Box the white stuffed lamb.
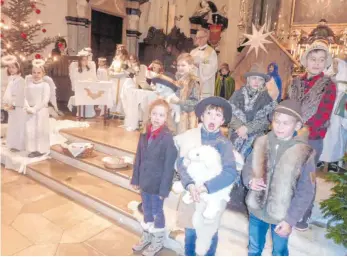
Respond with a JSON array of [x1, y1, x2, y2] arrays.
[[182, 145, 234, 219], [154, 82, 181, 123]]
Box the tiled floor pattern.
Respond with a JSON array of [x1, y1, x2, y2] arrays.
[[1, 168, 140, 256]]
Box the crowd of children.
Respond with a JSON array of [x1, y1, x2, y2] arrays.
[[2, 29, 346, 256], [129, 36, 346, 256]]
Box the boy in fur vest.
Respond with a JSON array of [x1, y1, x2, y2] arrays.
[[242, 99, 316, 256], [174, 96, 238, 256], [288, 40, 336, 230]]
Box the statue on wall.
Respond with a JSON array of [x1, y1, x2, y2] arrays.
[[189, 0, 228, 31], [306, 19, 337, 44]]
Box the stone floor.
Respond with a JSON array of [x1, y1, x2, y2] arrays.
[[1, 168, 141, 256]]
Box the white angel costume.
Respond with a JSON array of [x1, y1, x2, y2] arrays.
[[321, 59, 347, 163], [97, 67, 109, 81], [68, 60, 97, 118], [24, 79, 51, 155], [190, 44, 218, 98], [2, 75, 27, 150], [109, 58, 131, 114], [25, 75, 60, 117]]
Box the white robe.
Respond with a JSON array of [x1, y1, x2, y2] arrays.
[[190, 44, 218, 98], [97, 67, 109, 81], [320, 59, 347, 163], [69, 64, 97, 118], [2, 75, 27, 150], [24, 81, 50, 154]]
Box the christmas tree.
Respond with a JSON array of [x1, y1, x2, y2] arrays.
[[0, 0, 59, 61], [320, 155, 347, 248]]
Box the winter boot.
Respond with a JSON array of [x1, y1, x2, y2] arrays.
[[142, 227, 165, 256], [132, 222, 153, 252]]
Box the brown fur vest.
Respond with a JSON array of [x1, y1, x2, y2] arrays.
[[246, 134, 313, 221]]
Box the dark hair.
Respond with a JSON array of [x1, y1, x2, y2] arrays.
[[7, 62, 21, 76], [78, 56, 90, 73], [52, 38, 67, 55]]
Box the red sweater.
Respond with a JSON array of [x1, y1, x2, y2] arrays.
[[302, 72, 336, 140]]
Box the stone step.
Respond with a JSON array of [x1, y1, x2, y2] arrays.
[[50, 145, 135, 192], [26, 159, 142, 235], [59, 126, 138, 159]]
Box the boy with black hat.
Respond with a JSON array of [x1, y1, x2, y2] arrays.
[[174, 96, 238, 256], [242, 99, 316, 256]]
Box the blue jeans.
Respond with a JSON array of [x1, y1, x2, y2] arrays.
[[185, 228, 218, 256], [141, 191, 165, 228], [248, 214, 289, 256]]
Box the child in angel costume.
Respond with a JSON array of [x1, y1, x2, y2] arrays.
[[24, 60, 51, 158], [2, 55, 26, 152], [129, 54, 141, 85], [109, 47, 133, 115], [68, 48, 98, 118], [97, 57, 109, 81]]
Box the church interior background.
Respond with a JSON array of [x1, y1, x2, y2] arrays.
[[1, 0, 347, 255]]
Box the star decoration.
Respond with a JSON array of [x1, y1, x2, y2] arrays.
[[241, 24, 273, 57]]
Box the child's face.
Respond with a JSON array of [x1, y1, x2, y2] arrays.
[[8, 63, 19, 75], [249, 76, 265, 89], [152, 63, 162, 73], [81, 56, 88, 67], [150, 105, 167, 129], [177, 60, 191, 75], [268, 65, 274, 73], [201, 107, 225, 132], [32, 67, 44, 81], [272, 112, 301, 139], [306, 50, 327, 75], [221, 68, 229, 75], [98, 60, 106, 67]]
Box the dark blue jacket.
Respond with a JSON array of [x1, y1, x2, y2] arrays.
[[131, 126, 178, 198]]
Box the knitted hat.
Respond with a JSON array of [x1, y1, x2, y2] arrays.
[[244, 63, 270, 82], [151, 72, 178, 92], [300, 40, 332, 68], [274, 99, 303, 123], [195, 96, 232, 123]]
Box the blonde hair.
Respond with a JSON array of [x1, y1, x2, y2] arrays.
[[141, 99, 170, 134], [32, 65, 46, 75], [177, 53, 194, 65]]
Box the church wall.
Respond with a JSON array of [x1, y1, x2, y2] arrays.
[[139, 0, 244, 68]]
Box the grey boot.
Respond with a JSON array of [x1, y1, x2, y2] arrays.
[[132, 222, 153, 252], [142, 228, 165, 256]]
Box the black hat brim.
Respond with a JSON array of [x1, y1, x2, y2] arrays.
[[151, 77, 178, 92], [195, 96, 232, 123]]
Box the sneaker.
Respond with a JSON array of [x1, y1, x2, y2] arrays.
[[295, 220, 309, 231], [142, 229, 165, 256]]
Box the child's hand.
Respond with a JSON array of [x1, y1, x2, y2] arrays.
[[249, 178, 266, 191], [275, 221, 292, 237], [187, 184, 200, 203], [131, 184, 140, 191], [197, 185, 208, 194], [237, 126, 248, 139]]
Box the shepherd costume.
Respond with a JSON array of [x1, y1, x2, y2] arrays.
[[175, 72, 201, 134], [229, 64, 278, 158], [215, 64, 235, 100]]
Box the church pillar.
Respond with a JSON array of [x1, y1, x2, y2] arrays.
[[126, 0, 142, 55], [65, 16, 91, 55], [252, 0, 281, 32]]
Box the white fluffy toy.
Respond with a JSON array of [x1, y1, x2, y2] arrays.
[[172, 145, 244, 255]]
